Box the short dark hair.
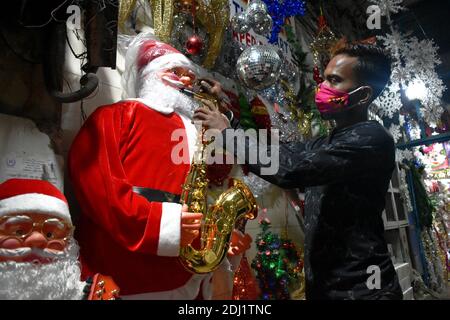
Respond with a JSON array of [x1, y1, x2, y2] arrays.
[[334, 44, 392, 101]]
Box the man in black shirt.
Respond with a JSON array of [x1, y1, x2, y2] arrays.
[[194, 44, 403, 300]]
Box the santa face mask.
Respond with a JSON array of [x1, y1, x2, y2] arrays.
[[315, 82, 366, 115], [159, 67, 196, 90], [0, 213, 72, 263]]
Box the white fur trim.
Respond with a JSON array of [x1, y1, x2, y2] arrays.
[[121, 273, 212, 300], [0, 194, 71, 224], [178, 114, 199, 164], [157, 202, 182, 257], [141, 53, 199, 78]]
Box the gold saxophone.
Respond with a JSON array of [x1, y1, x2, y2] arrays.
[[179, 91, 258, 274]]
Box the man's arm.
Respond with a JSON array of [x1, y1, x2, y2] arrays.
[[194, 78, 395, 189], [222, 123, 395, 188]]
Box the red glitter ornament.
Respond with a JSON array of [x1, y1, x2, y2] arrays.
[[185, 35, 203, 55], [313, 65, 324, 84], [232, 256, 260, 300]]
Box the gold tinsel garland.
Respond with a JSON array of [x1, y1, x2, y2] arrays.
[[118, 0, 228, 68], [280, 80, 313, 138]]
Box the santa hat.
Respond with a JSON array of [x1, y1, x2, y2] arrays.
[[0, 179, 72, 225], [122, 32, 207, 98], [136, 40, 200, 78]]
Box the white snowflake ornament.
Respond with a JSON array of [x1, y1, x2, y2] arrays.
[[369, 0, 405, 17], [389, 124, 402, 143], [374, 82, 402, 118]]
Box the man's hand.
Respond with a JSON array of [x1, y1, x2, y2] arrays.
[[180, 204, 202, 247], [193, 106, 230, 131], [197, 78, 231, 113], [227, 230, 252, 256]]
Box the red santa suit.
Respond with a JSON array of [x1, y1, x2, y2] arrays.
[[68, 39, 213, 299]]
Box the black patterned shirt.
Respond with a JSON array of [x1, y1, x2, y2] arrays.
[[222, 120, 403, 300]]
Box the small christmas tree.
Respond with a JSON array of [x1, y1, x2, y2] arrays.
[[251, 218, 303, 300]]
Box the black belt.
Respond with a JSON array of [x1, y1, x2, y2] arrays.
[[132, 186, 181, 203]]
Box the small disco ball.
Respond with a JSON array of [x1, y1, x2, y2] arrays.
[[236, 45, 282, 91]]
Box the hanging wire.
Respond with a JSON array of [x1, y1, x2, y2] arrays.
[[20, 0, 70, 28], [66, 31, 88, 60], [80, 98, 87, 122]]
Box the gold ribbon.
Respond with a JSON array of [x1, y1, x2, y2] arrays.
[[196, 0, 229, 68], [118, 0, 137, 32]]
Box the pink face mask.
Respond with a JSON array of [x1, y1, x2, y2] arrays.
[[315, 82, 362, 115]]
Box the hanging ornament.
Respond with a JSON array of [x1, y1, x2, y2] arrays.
[[309, 11, 337, 101], [185, 34, 204, 55], [175, 0, 197, 13], [313, 65, 324, 84], [231, 12, 251, 34], [310, 12, 338, 72], [230, 0, 273, 36], [247, 0, 268, 18], [253, 13, 273, 36], [279, 62, 297, 83], [236, 45, 282, 91]]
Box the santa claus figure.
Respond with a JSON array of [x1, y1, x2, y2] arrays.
[[0, 178, 119, 300], [68, 35, 249, 299]]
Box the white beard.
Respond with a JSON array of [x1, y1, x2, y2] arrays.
[[136, 72, 200, 119], [0, 241, 85, 300]]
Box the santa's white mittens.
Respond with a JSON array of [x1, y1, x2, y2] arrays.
[[0, 178, 72, 225]]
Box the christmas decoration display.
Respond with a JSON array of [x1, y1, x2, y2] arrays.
[[185, 34, 203, 55], [260, 0, 306, 44], [410, 163, 434, 229], [232, 256, 260, 300], [421, 229, 447, 293], [251, 218, 304, 300], [398, 165, 414, 212], [368, 0, 405, 17], [236, 45, 282, 90], [231, 0, 273, 37], [195, 0, 230, 68], [212, 27, 245, 78], [310, 12, 338, 72], [119, 0, 229, 68], [373, 0, 446, 132], [389, 123, 402, 143], [151, 0, 176, 42], [0, 179, 120, 300], [250, 96, 272, 130], [237, 92, 258, 130], [231, 12, 251, 34]]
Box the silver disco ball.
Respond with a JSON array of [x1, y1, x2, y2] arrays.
[[231, 12, 251, 34], [236, 45, 282, 90]]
